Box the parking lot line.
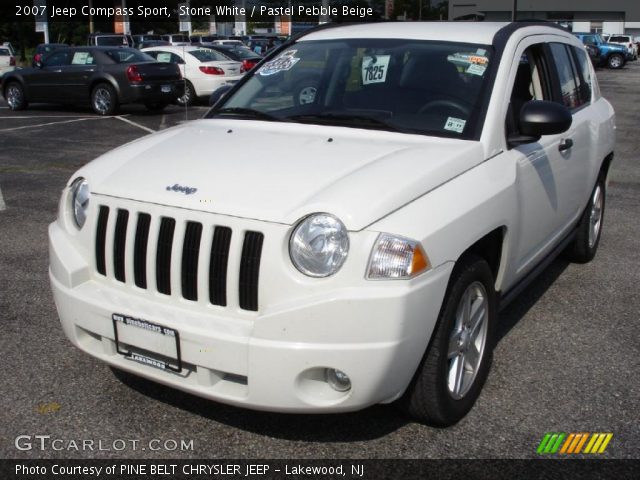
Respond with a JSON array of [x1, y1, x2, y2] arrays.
[[114, 116, 156, 134], [0, 115, 98, 119], [0, 187, 6, 211], [0, 117, 108, 133]]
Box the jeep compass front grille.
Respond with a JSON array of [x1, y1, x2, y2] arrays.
[[94, 206, 263, 311]]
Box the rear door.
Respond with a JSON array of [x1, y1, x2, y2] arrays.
[[62, 49, 98, 102]]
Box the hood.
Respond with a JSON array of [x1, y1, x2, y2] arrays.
[[78, 119, 484, 231]]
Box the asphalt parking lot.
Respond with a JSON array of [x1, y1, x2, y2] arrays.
[[0, 64, 639, 460]]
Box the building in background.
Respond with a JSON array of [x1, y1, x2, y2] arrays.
[[449, 0, 640, 36]]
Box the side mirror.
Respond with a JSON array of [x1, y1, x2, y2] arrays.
[[209, 84, 233, 106], [508, 100, 572, 147]]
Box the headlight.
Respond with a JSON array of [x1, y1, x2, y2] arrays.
[[366, 233, 430, 280], [70, 177, 89, 229], [289, 213, 349, 277]]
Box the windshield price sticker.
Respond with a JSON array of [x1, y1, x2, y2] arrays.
[[444, 117, 467, 133], [362, 55, 390, 85], [466, 63, 487, 76], [258, 50, 300, 76]]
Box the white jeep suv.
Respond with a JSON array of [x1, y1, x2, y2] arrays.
[[49, 22, 615, 426]]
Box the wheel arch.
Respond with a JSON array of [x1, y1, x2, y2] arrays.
[[600, 151, 614, 179], [2, 73, 27, 97], [88, 75, 121, 100], [458, 227, 506, 286]]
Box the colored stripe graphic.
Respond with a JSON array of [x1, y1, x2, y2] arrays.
[[537, 433, 613, 454]]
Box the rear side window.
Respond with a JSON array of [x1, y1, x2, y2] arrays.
[[0, 49, 9, 56], [43, 50, 72, 67], [549, 43, 584, 110], [572, 46, 592, 105]]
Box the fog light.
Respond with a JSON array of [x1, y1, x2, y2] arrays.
[[325, 368, 351, 392]]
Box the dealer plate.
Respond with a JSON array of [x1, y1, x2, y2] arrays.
[[112, 314, 182, 373]]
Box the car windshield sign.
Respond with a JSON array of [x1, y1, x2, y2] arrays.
[[210, 39, 494, 139]]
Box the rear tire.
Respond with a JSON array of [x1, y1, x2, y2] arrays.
[[566, 175, 606, 264], [5, 82, 27, 111], [176, 80, 196, 107], [607, 53, 624, 69], [397, 254, 496, 426], [91, 83, 118, 116]]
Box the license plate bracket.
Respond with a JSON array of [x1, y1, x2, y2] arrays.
[[112, 313, 182, 373]]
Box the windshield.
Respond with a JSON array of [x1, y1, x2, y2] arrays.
[[209, 39, 494, 139]]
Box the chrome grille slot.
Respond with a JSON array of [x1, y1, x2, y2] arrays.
[[181, 221, 203, 301], [95, 206, 109, 276], [133, 213, 151, 289], [113, 209, 129, 282], [209, 226, 232, 306], [156, 217, 175, 295], [239, 231, 264, 312]]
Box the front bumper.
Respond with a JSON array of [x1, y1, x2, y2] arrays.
[[49, 217, 452, 413]]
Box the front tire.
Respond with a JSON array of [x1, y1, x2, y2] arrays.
[[607, 53, 624, 69], [91, 83, 118, 116], [566, 175, 606, 263], [5, 82, 28, 111], [398, 255, 496, 426]]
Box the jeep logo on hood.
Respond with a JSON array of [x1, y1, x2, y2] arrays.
[[166, 184, 197, 195]]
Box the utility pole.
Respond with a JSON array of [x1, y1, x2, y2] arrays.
[[512, 0, 518, 21], [88, 0, 94, 33]]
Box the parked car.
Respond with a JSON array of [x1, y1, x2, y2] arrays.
[[2, 47, 184, 115], [584, 43, 602, 66], [2, 42, 17, 57], [205, 44, 263, 72], [88, 33, 133, 48], [49, 22, 614, 426], [574, 32, 628, 68], [190, 35, 217, 44], [142, 45, 242, 106], [32, 43, 68, 67], [0, 45, 16, 75], [161, 34, 190, 45], [136, 40, 171, 50], [212, 40, 245, 47], [604, 34, 638, 60], [131, 34, 162, 49]]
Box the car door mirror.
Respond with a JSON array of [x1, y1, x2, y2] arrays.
[[508, 100, 572, 147], [209, 85, 233, 106]]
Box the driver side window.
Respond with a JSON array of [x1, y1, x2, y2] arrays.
[[506, 45, 550, 141]]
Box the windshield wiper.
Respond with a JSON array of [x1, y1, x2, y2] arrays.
[[288, 113, 406, 132], [214, 107, 285, 122]]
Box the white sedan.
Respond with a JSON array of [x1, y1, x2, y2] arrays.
[[142, 45, 243, 106]]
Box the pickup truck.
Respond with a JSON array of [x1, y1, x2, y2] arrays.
[[49, 22, 615, 426], [574, 32, 629, 68]]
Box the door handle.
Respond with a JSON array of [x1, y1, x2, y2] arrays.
[[559, 138, 573, 152]]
